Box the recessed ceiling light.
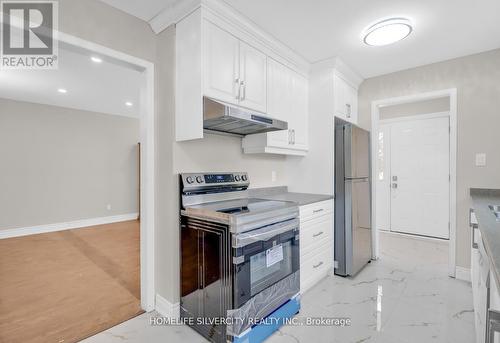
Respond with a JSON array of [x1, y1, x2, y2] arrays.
[[90, 56, 103, 63], [57, 88, 67, 94], [125, 101, 133, 107], [363, 18, 413, 46]]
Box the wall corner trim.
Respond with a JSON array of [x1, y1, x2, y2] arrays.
[[155, 294, 180, 319], [455, 266, 472, 283], [0, 213, 139, 239], [149, 0, 201, 33]]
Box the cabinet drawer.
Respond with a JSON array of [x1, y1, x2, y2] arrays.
[[300, 216, 332, 256], [300, 200, 333, 222], [300, 242, 332, 293]]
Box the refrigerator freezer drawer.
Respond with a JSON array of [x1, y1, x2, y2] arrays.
[[344, 179, 372, 276]]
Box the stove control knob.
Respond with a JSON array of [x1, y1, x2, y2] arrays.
[[235, 175, 241, 181], [196, 176, 203, 183], [241, 175, 248, 181], [186, 176, 194, 184]]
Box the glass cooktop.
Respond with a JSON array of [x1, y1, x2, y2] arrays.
[[188, 198, 294, 216]]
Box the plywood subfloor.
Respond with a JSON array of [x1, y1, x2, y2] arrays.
[[0, 220, 143, 343]]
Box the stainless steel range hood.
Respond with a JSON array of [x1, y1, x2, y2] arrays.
[[203, 97, 287, 136]]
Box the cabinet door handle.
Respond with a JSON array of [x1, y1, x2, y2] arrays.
[[313, 231, 324, 238], [346, 103, 351, 118], [313, 208, 324, 214], [240, 80, 246, 101], [471, 209, 479, 249], [235, 78, 240, 100], [313, 261, 324, 269]]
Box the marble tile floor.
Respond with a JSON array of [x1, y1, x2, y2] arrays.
[[83, 232, 474, 343]]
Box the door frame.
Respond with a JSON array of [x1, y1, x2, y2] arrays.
[[370, 89, 457, 277], [378, 111, 451, 238], [55, 32, 156, 311]]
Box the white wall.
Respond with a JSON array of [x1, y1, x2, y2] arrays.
[[358, 48, 500, 268], [0, 98, 139, 230]]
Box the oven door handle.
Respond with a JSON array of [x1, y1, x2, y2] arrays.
[[232, 218, 299, 248]]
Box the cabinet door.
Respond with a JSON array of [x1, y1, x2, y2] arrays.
[[333, 73, 346, 119], [239, 42, 267, 112], [334, 73, 358, 124], [345, 83, 358, 123], [266, 58, 292, 148], [204, 21, 240, 105], [289, 72, 308, 150]]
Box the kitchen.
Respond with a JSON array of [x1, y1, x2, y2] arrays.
[[1, 0, 499, 343]]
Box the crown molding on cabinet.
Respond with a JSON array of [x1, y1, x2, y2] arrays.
[[311, 57, 364, 89], [150, 0, 310, 76], [149, 0, 200, 34]]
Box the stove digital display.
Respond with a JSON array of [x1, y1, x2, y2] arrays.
[[204, 174, 235, 184]]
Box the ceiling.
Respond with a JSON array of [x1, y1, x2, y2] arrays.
[[0, 45, 142, 118], [222, 0, 500, 78], [99, 0, 500, 78]]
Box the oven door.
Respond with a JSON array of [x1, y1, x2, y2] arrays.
[[232, 218, 299, 308]]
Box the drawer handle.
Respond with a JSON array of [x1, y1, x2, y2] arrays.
[[313, 261, 324, 269], [313, 209, 324, 214], [313, 231, 324, 238]]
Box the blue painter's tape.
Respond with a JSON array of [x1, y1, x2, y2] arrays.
[[233, 297, 300, 343]]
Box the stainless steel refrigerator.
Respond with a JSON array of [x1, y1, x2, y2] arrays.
[[334, 119, 372, 276]]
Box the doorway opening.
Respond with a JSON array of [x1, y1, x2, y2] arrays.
[[0, 32, 155, 342], [370, 89, 457, 277]]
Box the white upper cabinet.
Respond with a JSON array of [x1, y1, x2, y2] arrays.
[[264, 58, 293, 148], [333, 73, 358, 124], [242, 58, 309, 156], [204, 22, 267, 112], [175, 5, 309, 142], [308, 58, 362, 129], [204, 21, 240, 106], [238, 42, 267, 112]]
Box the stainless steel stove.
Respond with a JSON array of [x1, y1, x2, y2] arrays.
[[179, 172, 300, 343]]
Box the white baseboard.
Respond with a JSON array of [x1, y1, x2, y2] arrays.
[[455, 266, 472, 282], [155, 293, 180, 319], [380, 229, 449, 246], [0, 213, 139, 239]]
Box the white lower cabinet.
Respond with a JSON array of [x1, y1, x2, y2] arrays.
[[299, 199, 334, 293], [489, 270, 500, 343], [470, 208, 500, 343]]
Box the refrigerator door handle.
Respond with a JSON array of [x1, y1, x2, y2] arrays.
[[345, 177, 369, 182]]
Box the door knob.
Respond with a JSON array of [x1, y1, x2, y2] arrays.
[[392, 183, 398, 189]]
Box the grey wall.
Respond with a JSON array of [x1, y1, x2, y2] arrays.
[[358, 48, 500, 269], [0, 98, 139, 230], [380, 97, 450, 120]]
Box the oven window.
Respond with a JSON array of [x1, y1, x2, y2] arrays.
[[249, 241, 293, 296]]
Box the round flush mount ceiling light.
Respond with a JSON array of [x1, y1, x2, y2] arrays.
[[363, 18, 413, 46]]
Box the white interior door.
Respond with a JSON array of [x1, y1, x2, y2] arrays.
[[389, 116, 450, 239]]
